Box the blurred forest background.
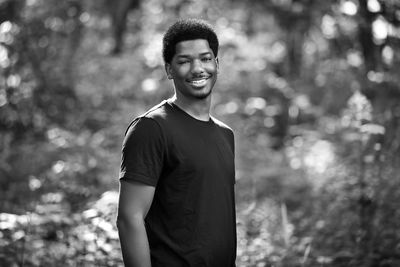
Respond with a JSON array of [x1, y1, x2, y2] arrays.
[[1, 0, 400, 266]]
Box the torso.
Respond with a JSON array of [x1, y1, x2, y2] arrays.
[[144, 100, 236, 267]]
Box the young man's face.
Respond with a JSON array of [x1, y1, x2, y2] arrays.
[[166, 39, 219, 101]]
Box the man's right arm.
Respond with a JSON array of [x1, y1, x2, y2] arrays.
[[117, 180, 155, 267]]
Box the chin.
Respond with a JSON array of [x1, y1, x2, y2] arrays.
[[193, 89, 212, 99]]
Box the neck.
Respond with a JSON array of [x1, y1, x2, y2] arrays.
[[170, 95, 211, 121]]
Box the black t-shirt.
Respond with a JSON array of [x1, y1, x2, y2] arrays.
[[119, 100, 236, 267]]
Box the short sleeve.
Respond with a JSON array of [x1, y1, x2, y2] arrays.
[[119, 117, 165, 187]]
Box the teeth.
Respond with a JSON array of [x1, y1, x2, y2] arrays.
[[189, 79, 207, 87]]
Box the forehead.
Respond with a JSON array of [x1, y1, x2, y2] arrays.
[[174, 39, 213, 56]]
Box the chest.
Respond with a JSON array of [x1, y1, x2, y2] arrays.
[[164, 124, 235, 186]]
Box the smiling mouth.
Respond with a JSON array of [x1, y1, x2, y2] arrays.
[[187, 77, 209, 87]]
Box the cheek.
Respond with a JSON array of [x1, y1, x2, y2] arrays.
[[208, 61, 218, 71], [207, 65, 218, 75], [174, 67, 190, 78]]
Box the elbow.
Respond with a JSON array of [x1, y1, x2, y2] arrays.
[[116, 215, 124, 230], [116, 212, 144, 231], [116, 213, 131, 231]]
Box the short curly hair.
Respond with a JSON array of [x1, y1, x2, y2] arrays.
[[162, 18, 219, 64]]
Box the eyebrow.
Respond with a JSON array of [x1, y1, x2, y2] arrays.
[[175, 52, 213, 58]]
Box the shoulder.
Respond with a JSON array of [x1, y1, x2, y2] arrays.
[[211, 116, 234, 135], [211, 116, 235, 151], [125, 101, 169, 135], [141, 100, 169, 121], [123, 102, 170, 140], [211, 116, 235, 145]]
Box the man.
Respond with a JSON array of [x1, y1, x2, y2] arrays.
[[117, 19, 236, 267]]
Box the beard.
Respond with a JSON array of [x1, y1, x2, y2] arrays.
[[193, 88, 212, 99], [177, 85, 213, 100]]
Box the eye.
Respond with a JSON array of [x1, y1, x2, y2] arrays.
[[201, 57, 212, 62], [177, 60, 189, 65]]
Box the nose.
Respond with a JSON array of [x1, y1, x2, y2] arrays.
[[191, 59, 204, 74]]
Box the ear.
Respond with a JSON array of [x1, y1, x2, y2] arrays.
[[215, 57, 220, 73], [165, 63, 173, 79]]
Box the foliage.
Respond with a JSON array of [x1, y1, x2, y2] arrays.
[[1, 0, 400, 266]]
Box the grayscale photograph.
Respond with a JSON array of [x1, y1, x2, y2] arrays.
[[1, 0, 399, 266]]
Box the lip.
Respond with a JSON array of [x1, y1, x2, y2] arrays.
[[186, 77, 210, 87], [187, 76, 210, 81]]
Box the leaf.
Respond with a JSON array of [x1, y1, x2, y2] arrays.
[[360, 123, 385, 135]]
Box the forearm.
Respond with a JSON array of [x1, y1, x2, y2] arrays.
[[117, 216, 151, 267]]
